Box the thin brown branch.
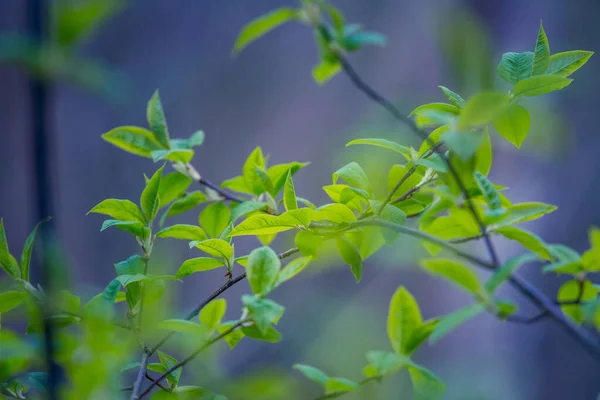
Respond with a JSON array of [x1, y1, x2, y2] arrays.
[[148, 248, 299, 355], [139, 320, 247, 399]]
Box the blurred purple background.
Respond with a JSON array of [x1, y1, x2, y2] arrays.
[[1, 1, 599, 399]]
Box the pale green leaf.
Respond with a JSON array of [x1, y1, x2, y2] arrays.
[[100, 220, 148, 238], [438, 86, 465, 108], [87, 199, 145, 223], [233, 8, 298, 54], [421, 258, 482, 296], [313, 203, 357, 224], [101, 126, 164, 158], [408, 364, 445, 400], [275, 256, 311, 287], [283, 170, 298, 211], [325, 377, 358, 394], [532, 21, 550, 75], [332, 162, 372, 195], [0, 291, 26, 313], [157, 319, 205, 336], [20, 217, 50, 281], [485, 253, 537, 293], [176, 257, 224, 278], [346, 138, 412, 159], [459, 92, 510, 128], [156, 224, 207, 241], [200, 299, 226, 333], [513, 75, 572, 97], [246, 246, 281, 295], [190, 239, 234, 263], [429, 303, 485, 344], [495, 226, 552, 260], [312, 60, 341, 84], [293, 364, 328, 386], [231, 200, 268, 221], [558, 280, 597, 323], [199, 202, 231, 238], [336, 237, 362, 282], [151, 149, 194, 164], [243, 147, 267, 195], [147, 90, 171, 148], [492, 105, 531, 148], [158, 173, 192, 206], [387, 286, 422, 355], [546, 50, 594, 77]]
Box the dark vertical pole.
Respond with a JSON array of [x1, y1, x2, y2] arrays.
[[28, 0, 59, 398]]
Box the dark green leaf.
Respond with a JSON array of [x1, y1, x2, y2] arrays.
[[20, 217, 50, 281], [242, 295, 284, 334], [496, 52, 534, 83]]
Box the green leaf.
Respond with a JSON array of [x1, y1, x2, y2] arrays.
[[485, 253, 537, 293], [495, 227, 552, 261], [411, 102, 460, 119], [231, 201, 268, 222], [429, 303, 485, 344], [100, 220, 148, 238], [558, 280, 597, 323], [0, 291, 26, 313], [408, 364, 445, 400], [283, 170, 298, 211], [246, 246, 281, 295], [87, 199, 145, 223], [441, 130, 483, 161], [242, 324, 282, 342], [438, 86, 465, 108], [370, 200, 407, 245], [101, 126, 163, 158], [336, 237, 362, 282], [496, 52, 534, 83], [158, 351, 182, 388], [403, 318, 440, 355], [275, 256, 311, 287], [242, 295, 284, 334], [20, 217, 50, 281], [363, 351, 408, 378], [332, 162, 372, 196], [199, 202, 231, 238], [387, 286, 422, 355], [313, 203, 357, 224], [243, 147, 267, 195], [543, 244, 582, 274], [293, 364, 328, 386], [158, 173, 193, 206], [421, 259, 482, 296], [325, 377, 359, 394], [492, 105, 531, 148], [266, 162, 309, 196], [157, 319, 206, 337], [532, 21, 550, 76], [546, 50, 594, 77], [343, 31, 387, 51], [140, 165, 165, 222], [459, 92, 510, 128], [147, 90, 171, 148], [387, 165, 423, 198], [233, 7, 297, 54], [156, 224, 207, 241], [346, 138, 412, 159], [491, 202, 557, 229], [115, 274, 174, 286], [151, 149, 194, 164], [176, 257, 224, 278], [295, 231, 322, 258], [217, 320, 245, 349], [200, 299, 226, 333], [190, 239, 234, 264], [221, 175, 255, 195], [162, 191, 208, 221], [475, 128, 492, 176], [473, 171, 503, 214], [312, 60, 341, 85], [230, 209, 314, 236], [170, 130, 205, 149], [513, 75, 572, 97]]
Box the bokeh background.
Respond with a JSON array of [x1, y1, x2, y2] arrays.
[[1, 0, 600, 399]]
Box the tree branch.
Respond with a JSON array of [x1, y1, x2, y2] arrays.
[[184, 164, 243, 203], [139, 320, 247, 399], [148, 248, 299, 355], [337, 54, 500, 268], [129, 349, 150, 400]]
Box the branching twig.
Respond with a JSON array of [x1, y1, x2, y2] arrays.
[[129, 349, 150, 400], [138, 320, 247, 399], [185, 164, 243, 203], [148, 248, 299, 355]]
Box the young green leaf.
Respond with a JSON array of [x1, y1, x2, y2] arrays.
[[140, 164, 165, 222], [490, 202, 557, 229], [158, 173, 192, 206], [275, 256, 311, 287], [283, 170, 298, 211], [343, 31, 387, 51], [161, 191, 208, 224], [325, 377, 359, 395], [485, 253, 537, 293], [87, 199, 145, 223], [420, 259, 482, 297], [438, 86, 465, 108], [101, 126, 164, 158], [408, 363, 445, 400], [243, 147, 267, 195], [266, 161, 309, 196], [558, 280, 597, 324], [0, 291, 26, 313], [218, 321, 245, 349], [231, 200, 268, 222], [532, 21, 550, 75], [495, 226, 553, 261], [295, 231, 322, 258], [496, 52, 534, 83], [513, 75, 572, 97], [332, 162, 372, 196], [312, 60, 341, 84], [387, 286, 422, 355], [242, 295, 284, 334], [313, 203, 357, 224], [246, 246, 281, 295], [20, 217, 50, 281], [363, 351, 409, 377], [492, 105, 531, 148], [176, 257, 224, 278], [473, 171, 503, 215], [199, 202, 231, 238], [147, 90, 171, 148], [242, 323, 282, 342], [346, 138, 412, 159], [151, 149, 194, 164], [230, 209, 314, 236], [190, 239, 234, 263], [100, 220, 148, 239], [233, 8, 298, 54], [429, 303, 485, 344], [336, 237, 363, 282], [200, 298, 226, 333], [459, 92, 510, 128], [441, 130, 483, 161], [157, 319, 206, 337], [370, 200, 407, 245], [403, 318, 440, 355], [156, 224, 207, 241], [293, 364, 329, 386], [158, 351, 182, 388], [546, 50, 594, 77], [475, 127, 492, 176]]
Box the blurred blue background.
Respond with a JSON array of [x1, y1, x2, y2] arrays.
[[1, 0, 599, 399]]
